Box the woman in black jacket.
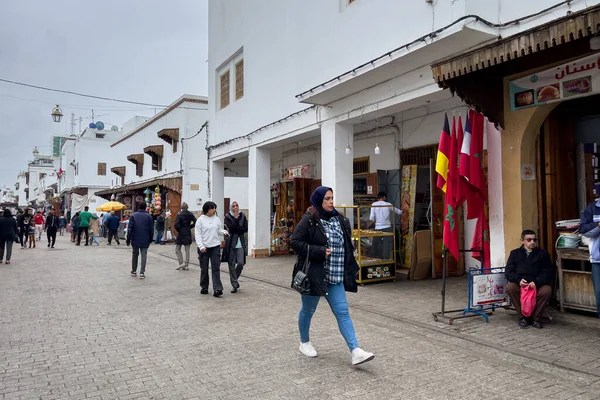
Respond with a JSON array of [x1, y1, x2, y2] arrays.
[[222, 201, 248, 293], [0, 209, 18, 264], [290, 186, 374, 366], [174, 202, 197, 270]]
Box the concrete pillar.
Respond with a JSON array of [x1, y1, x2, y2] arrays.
[[210, 160, 224, 218], [320, 122, 354, 207], [248, 146, 271, 257], [486, 119, 505, 268]]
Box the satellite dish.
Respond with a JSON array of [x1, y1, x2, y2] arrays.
[[89, 123, 97, 129], [96, 121, 105, 130], [111, 125, 119, 131]]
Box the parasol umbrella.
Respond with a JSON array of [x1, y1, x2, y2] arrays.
[[96, 201, 126, 212]]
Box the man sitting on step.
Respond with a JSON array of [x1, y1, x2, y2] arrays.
[[505, 230, 553, 329]]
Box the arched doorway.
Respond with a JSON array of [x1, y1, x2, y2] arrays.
[[534, 94, 600, 253]]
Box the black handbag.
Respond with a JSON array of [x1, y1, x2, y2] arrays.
[[292, 245, 311, 295]]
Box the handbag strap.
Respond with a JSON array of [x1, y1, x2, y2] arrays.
[[303, 245, 311, 273]]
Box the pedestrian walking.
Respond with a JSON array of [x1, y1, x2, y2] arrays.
[[27, 218, 36, 248], [59, 214, 67, 236], [222, 201, 248, 293], [164, 211, 173, 242], [291, 186, 374, 366], [174, 202, 197, 270], [195, 201, 228, 297], [34, 211, 45, 241], [0, 209, 18, 264], [77, 206, 98, 246], [45, 209, 59, 248], [17, 209, 31, 248], [88, 217, 100, 246], [71, 212, 80, 243], [154, 211, 165, 244], [106, 211, 121, 245], [127, 202, 154, 279]]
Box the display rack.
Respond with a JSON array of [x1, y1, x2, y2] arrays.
[[337, 205, 396, 284]]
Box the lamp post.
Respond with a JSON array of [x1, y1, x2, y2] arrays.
[[51, 105, 63, 123]]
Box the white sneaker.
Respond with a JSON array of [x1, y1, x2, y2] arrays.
[[299, 341, 318, 358], [352, 348, 374, 365]]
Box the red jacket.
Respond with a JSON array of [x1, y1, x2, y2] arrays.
[[34, 215, 45, 225]]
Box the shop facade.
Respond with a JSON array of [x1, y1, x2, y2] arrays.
[[433, 5, 600, 310]]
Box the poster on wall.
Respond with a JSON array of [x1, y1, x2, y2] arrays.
[[284, 164, 311, 181], [509, 52, 600, 111]]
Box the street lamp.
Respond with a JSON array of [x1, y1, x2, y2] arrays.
[[51, 105, 63, 123]]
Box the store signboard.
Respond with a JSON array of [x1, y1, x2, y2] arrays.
[[509, 52, 600, 111], [470, 271, 509, 308], [284, 163, 311, 181]]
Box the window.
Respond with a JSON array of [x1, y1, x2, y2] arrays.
[[235, 59, 244, 100], [220, 70, 230, 109], [172, 141, 178, 153], [353, 157, 370, 175], [97, 162, 107, 176], [136, 163, 143, 177], [151, 154, 162, 171]]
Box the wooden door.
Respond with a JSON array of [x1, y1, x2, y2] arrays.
[[224, 198, 230, 215], [537, 115, 578, 257], [168, 190, 181, 237], [310, 179, 322, 194], [293, 178, 311, 222], [366, 173, 378, 195]]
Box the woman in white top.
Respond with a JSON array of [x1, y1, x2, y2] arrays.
[[195, 201, 229, 297]]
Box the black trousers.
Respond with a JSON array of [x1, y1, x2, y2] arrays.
[[77, 227, 89, 244], [19, 229, 27, 247], [47, 228, 57, 247], [107, 229, 120, 244], [199, 246, 223, 292]]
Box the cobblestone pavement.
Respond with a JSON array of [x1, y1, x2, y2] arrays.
[[1, 236, 600, 400]]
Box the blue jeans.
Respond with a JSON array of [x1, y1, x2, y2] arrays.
[[592, 263, 600, 318], [155, 230, 163, 244], [298, 283, 358, 351]]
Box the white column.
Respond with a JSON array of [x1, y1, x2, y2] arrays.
[[320, 122, 354, 207], [210, 160, 225, 217], [248, 146, 271, 257], [486, 119, 506, 268]]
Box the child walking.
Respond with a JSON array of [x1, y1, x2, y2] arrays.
[[28, 220, 36, 248]]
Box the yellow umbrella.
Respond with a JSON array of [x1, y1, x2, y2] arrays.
[[96, 201, 126, 212]]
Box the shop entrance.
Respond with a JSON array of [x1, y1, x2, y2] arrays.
[[536, 95, 600, 253]]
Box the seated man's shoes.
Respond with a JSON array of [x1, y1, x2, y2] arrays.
[[518, 317, 530, 329]]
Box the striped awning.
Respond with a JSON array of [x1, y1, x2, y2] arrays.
[[157, 128, 179, 144], [111, 166, 126, 177], [127, 153, 145, 165], [432, 5, 600, 83], [144, 144, 164, 157]]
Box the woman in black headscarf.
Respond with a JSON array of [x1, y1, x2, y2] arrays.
[[290, 186, 374, 366]]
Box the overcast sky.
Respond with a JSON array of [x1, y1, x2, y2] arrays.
[[0, 0, 208, 189]]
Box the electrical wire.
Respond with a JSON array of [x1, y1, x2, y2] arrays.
[[0, 77, 208, 109], [180, 121, 208, 173], [296, 0, 575, 98]]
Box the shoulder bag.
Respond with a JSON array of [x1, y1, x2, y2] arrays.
[[292, 244, 311, 295]]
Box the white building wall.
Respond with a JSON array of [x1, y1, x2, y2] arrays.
[[59, 138, 77, 193], [15, 175, 27, 207]]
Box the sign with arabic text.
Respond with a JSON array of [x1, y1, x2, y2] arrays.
[[284, 164, 311, 181], [509, 52, 600, 111]]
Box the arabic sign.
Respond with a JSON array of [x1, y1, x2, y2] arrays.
[[509, 52, 600, 111], [283, 164, 311, 181]]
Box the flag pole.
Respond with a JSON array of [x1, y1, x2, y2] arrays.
[[441, 248, 447, 315]]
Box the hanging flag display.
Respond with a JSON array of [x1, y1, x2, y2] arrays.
[[435, 114, 451, 193], [443, 116, 459, 262]]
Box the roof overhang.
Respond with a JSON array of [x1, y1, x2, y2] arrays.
[[95, 175, 183, 200], [143, 145, 164, 157], [432, 5, 600, 84], [111, 166, 126, 177], [295, 26, 497, 105], [127, 153, 145, 165], [157, 128, 179, 145]]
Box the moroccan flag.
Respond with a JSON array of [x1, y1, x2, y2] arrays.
[[443, 116, 460, 262], [471, 210, 491, 270], [435, 114, 451, 192], [455, 115, 470, 207], [467, 110, 485, 220]]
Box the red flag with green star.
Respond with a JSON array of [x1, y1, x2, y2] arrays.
[[443, 116, 459, 262]]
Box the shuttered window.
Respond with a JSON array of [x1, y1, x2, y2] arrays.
[[235, 59, 244, 100], [353, 157, 369, 175], [220, 71, 230, 109], [97, 162, 106, 176]]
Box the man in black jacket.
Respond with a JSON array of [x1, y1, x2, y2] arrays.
[[174, 202, 196, 271], [45, 209, 59, 248], [505, 229, 553, 329]]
